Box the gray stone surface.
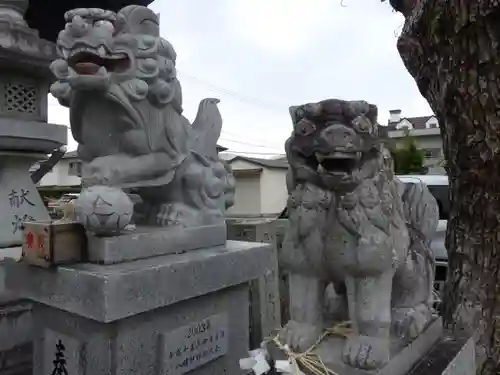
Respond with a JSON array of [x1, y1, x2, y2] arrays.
[[33, 285, 249, 375], [75, 185, 134, 236], [441, 338, 475, 375], [5, 241, 274, 322], [227, 220, 281, 348], [87, 223, 227, 264], [0, 153, 51, 248], [50, 5, 235, 229], [0, 298, 33, 352], [280, 98, 440, 371], [0, 119, 67, 153], [409, 336, 475, 375], [12, 240, 274, 375]]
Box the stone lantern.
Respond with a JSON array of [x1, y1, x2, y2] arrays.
[[0, 0, 67, 248], [0, 1, 151, 374]]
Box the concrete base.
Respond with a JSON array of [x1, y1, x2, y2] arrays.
[[5, 241, 274, 374], [87, 224, 227, 264], [409, 336, 475, 375]]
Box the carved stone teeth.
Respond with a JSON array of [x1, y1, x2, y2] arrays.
[[315, 153, 325, 163], [98, 46, 107, 57], [67, 66, 77, 77], [97, 66, 107, 76]]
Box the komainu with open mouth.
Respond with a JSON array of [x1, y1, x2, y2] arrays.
[[280, 99, 439, 370], [49, 6, 235, 227]]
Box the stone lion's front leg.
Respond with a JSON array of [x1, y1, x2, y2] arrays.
[[343, 271, 393, 370], [280, 274, 326, 352]]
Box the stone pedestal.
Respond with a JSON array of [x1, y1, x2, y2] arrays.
[[227, 219, 281, 349], [5, 240, 274, 374]]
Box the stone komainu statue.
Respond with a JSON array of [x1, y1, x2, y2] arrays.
[[49, 6, 234, 227], [280, 99, 439, 370]]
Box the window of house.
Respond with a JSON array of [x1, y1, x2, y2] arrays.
[[68, 161, 82, 176], [423, 148, 441, 158]]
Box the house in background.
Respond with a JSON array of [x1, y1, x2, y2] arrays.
[[34, 150, 81, 189], [226, 156, 288, 218], [386, 109, 445, 175]]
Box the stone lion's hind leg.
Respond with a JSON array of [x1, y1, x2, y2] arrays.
[[280, 274, 327, 352], [391, 240, 435, 340], [391, 244, 435, 341], [343, 272, 392, 370]]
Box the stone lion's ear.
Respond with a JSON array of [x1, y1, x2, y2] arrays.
[[367, 104, 378, 125], [289, 106, 300, 124]]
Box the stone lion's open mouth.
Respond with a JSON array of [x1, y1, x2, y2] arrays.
[[316, 151, 359, 174], [67, 46, 130, 75]]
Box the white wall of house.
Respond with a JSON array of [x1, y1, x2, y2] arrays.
[[226, 159, 288, 217], [227, 175, 262, 216], [38, 158, 81, 187], [260, 168, 288, 215]]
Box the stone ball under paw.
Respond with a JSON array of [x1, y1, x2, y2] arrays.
[[74, 185, 133, 236]]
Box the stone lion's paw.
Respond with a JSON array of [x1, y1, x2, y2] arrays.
[[157, 203, 198, 227], [391, 306, 431, 340], [342, 335, 389, 370], [279, 321, 322, 352]]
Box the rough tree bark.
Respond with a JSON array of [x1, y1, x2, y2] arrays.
[[384, 0, 500, 373]]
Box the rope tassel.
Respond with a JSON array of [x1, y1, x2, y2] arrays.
[[240, 322, 352, 375]]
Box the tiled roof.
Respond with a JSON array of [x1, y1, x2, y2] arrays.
[[229, 156, 288, 169], [62, 145, 227, 159], [388, 116, 434, 130]]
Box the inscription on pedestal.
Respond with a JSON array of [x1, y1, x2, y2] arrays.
[[160, 313, 228, 375], [0, 162, 50, 247]]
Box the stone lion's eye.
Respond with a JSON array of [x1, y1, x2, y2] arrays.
[[94, 20, 114, 33], [353, 116, 372, 133], [295, 119, 316, 136], [295, 108, 305, 120]]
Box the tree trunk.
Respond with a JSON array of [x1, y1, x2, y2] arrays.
[[392, 1, 500, 373]]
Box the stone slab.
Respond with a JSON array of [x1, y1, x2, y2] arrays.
[[0, 298, 32, 352], [227, 220, 282, 348], [270, 318, 442, 375], [5, 241, 274, 323], [87, 224, 227, 264], [0, 119, 67, 153], [0, 154, 50, 248], [409, 336, 475, 375], [33, 283, 249, 375]]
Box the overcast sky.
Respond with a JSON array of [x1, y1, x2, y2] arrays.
[[48, 0, 432, 157]]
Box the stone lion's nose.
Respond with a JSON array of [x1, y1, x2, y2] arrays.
[[319, 124, 357, 148]]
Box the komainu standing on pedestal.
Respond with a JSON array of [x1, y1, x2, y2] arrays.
[[280, 99, 439, 370], [49, 6, 234, 227]]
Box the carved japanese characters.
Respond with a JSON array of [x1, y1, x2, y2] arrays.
[[280, 99, 439, 370], [49, 6, 234, 227]]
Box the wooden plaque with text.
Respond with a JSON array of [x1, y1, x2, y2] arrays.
[[21, 221, 86, 268]]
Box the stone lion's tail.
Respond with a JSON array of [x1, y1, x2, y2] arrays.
[[401, 181, 440, 305]]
